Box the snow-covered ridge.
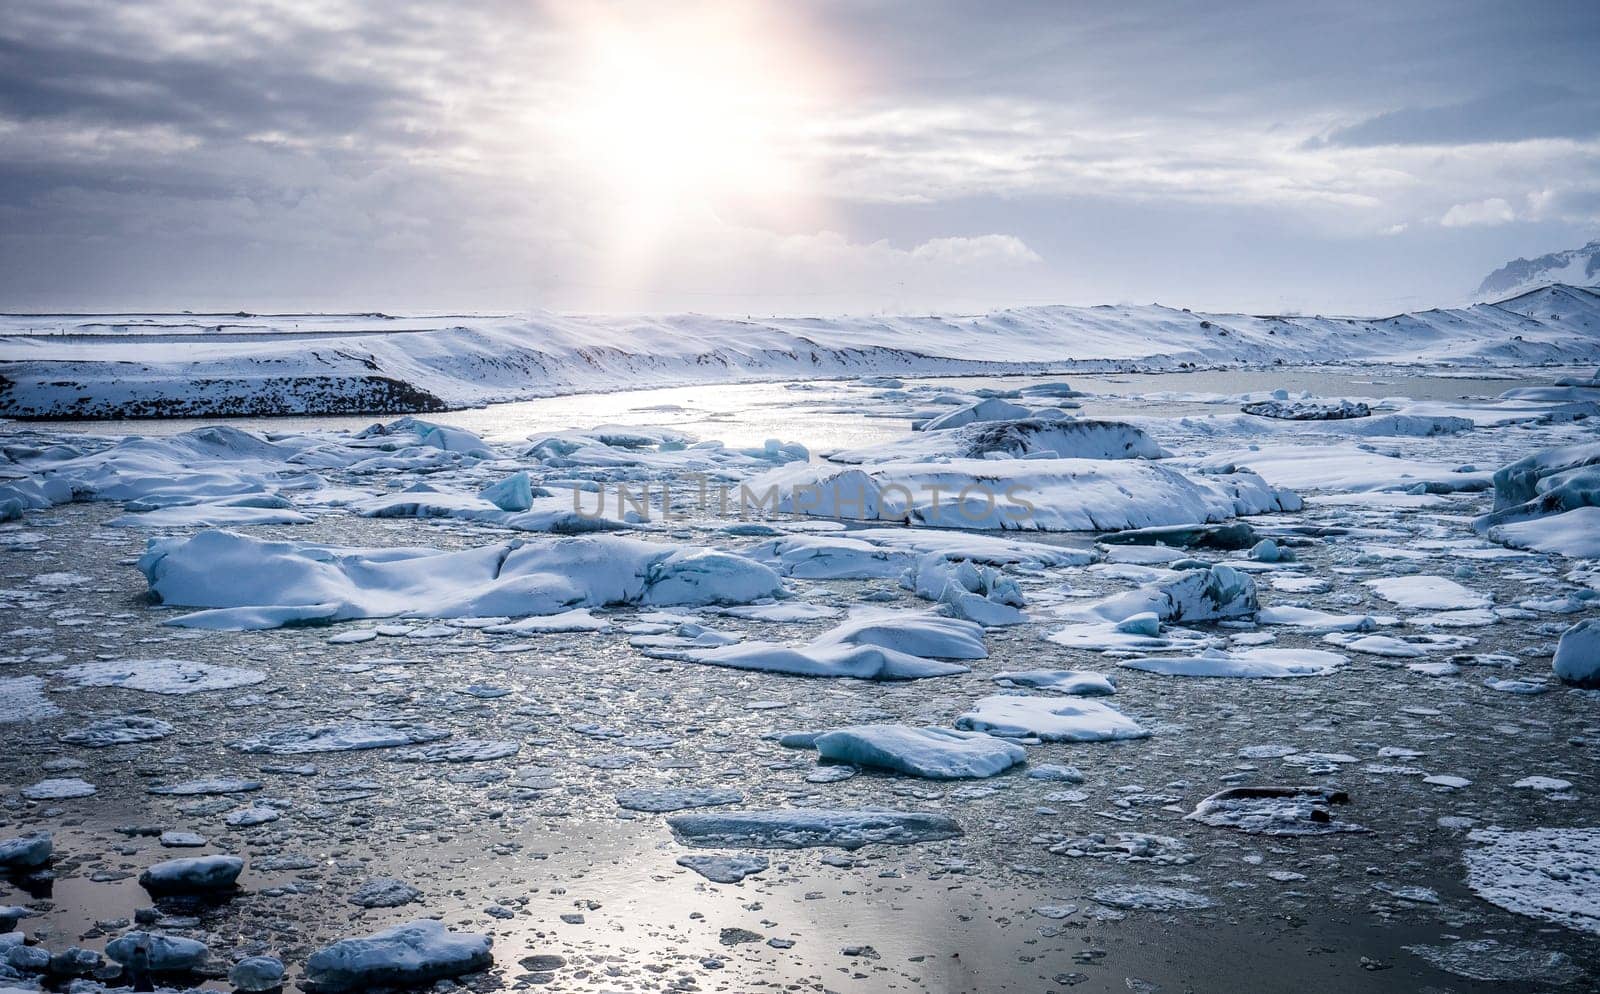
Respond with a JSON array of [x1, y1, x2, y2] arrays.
[[1476, 240, 1600, 301], [3, 285, 1600, 418]]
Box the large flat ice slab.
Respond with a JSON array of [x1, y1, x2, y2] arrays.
[[138, 530, 784, 629]]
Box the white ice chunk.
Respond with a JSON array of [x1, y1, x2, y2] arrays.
[[954, 695, 1149, 742], [302, 919, 493, 994], [813, 725, 1026, 779], [1120, 648, 1346, 678], [139, 530, 784, 629]]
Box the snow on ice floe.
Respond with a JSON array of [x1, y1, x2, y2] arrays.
[[668, 808, 962, 850], [1474, 440, 1600, 558], [811, 725, 1027, 779], [1056, 565, 1257, 625], [1256, 605, 1391, 631], [138, 530, 784, 629], [301, 919, 493, 994], [0, 832, 51, 869], [744, 528, 1087, 579], [138, 851, 243, 889], [390, 739, 521, 763], [485, 608, 612, 634], [901, 552, 1027, 625], [1404, 939, 1587, 985], [147, 776, 262, 795], [53, 658, 266, 694], [229, 721, 451, 754], [1186, 786, 1367, 835], [1242, 398, 1370, 421], [109, 494, 314, 529], [954, 695, 1149, 742], [827, 418, 1167, 464], [57, 715, 175, 747], [1120, 647, 1346, 678], [917, 396, 1032, 430], [992, 669, 1117, 696], [1463, 827, 1600, 936], [1192, 443, 1490, 494], [354, 482, 632, 534], [1486, 507, 1600, 559], [676, 853, 769, 883], [1553, 618, 1600, 685], [1363, 576, 1491, 611], [615, 787, 744, 812], [755, 458, 1298, 531], [0, 675, 62, 722], [1090, 885, 1213, 911], [20, 777, 97, 800], [669, 611, 983, 680], [105, 931, 210, 972]]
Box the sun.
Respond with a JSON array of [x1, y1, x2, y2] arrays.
[[558, 4, 823, 266]]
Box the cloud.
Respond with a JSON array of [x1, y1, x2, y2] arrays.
[[1310, 84, 1600, 148], [1440, 198, 1516, 228], [910, 234, 1041, 265], [1, 0, 1598, 314]]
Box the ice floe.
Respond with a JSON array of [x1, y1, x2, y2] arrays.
[[138, 855, 243, 895], [1059, 565, 1257, 624], [828, 418, 1166, 464], [53, 658, 266, 694], [1463, 827, 1600, 936], [671, 611, 982, 679], [301, 919, 493, 994], [757, 458, 1298, 531], [139, 530, 784, 629], [668, 808, 962, 850], [812, 725, 1027, 779], [1553, 618, 1600, 684], [954, 695, 1149, 742], [1186, 786, 1366, 835], [230, 721, 451, 754], [1120, 647, 1346, 678]]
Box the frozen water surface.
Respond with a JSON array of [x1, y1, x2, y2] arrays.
[[0, 365, 1598, 992]]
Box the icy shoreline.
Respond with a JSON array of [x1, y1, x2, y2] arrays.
[[2, 283, 1597, 418]]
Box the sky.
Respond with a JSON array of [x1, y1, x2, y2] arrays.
[[1, 0, 1597, 316]]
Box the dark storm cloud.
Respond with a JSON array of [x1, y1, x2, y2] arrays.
[[0, 16, 435, 146]]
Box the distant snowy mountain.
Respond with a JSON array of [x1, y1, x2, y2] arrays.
[[1477, 239, 1600, 301]]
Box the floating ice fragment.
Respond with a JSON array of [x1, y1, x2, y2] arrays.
[[813, 725, 1026, 779], [669, 809, 962, 850]]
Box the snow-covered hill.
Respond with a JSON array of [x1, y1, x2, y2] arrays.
[[1477, 240, 1600, 301], [3, 287, 1600, 418]]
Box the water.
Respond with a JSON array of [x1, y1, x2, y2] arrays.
[[33, 366, 1555, 452]]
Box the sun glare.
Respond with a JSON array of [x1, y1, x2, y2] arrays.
[[558, 3, 825, 278]]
